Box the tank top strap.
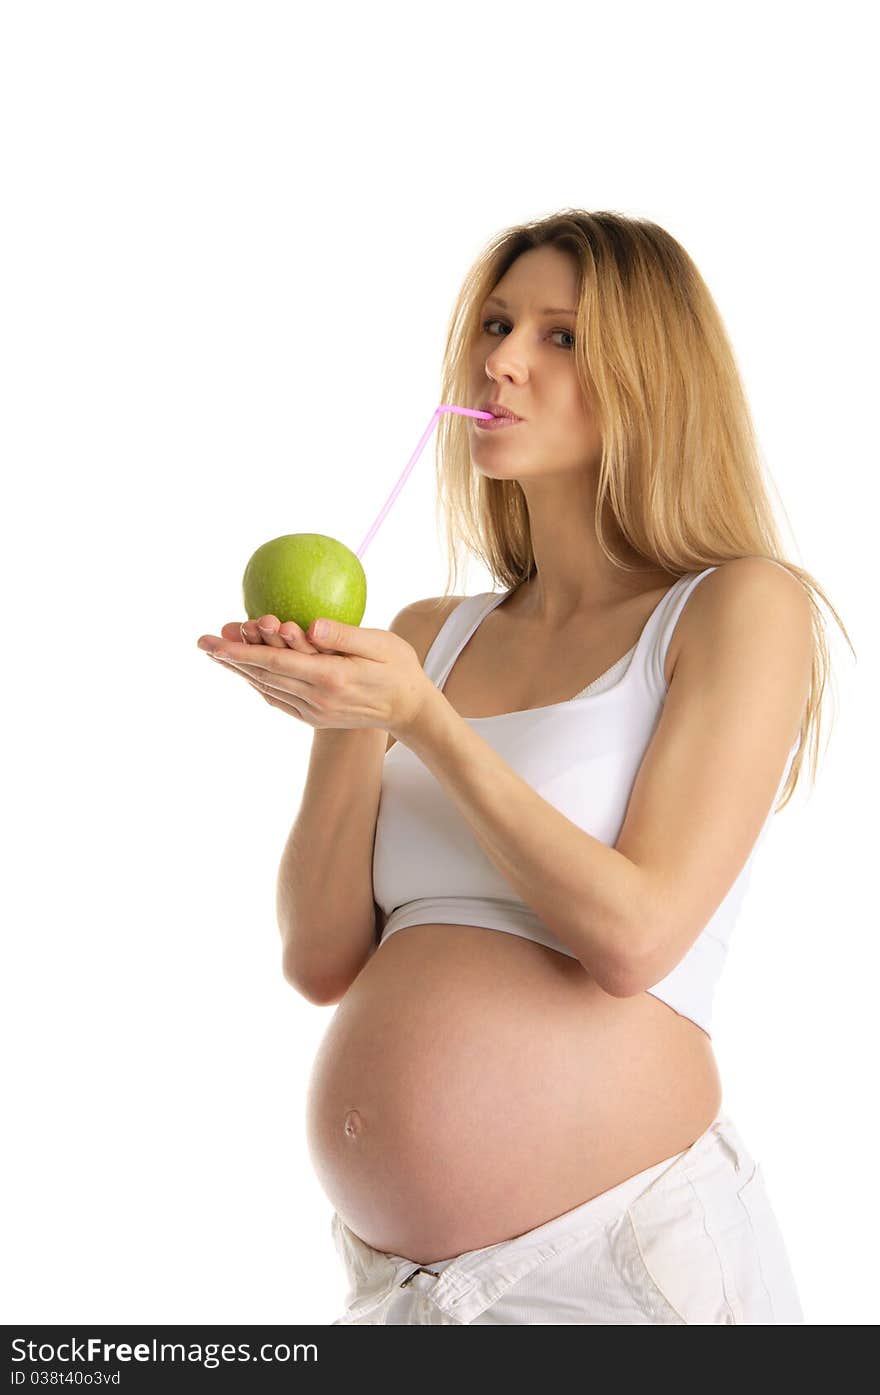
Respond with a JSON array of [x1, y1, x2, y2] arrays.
[[423, 592, 507, 688], [647, 567, 720, 690]]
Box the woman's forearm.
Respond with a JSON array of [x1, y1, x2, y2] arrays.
[[278, 725, 387, 1001], [397, 687, 653, 996]]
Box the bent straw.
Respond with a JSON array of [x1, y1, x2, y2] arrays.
[[356, 404, 493, 560]]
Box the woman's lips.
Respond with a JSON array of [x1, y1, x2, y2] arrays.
[[474, 415, 523, 431]]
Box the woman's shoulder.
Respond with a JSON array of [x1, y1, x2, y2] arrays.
[[387, 594, 471, 655]]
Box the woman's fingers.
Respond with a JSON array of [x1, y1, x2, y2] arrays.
[[253, 615, 287, 647], [211, 623, 324, 705], [220, 615, 321, 654], [204, 626, 324, 727], [211, 646, 318, 714]]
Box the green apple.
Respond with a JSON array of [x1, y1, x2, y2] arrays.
[[242, 533, 367, 629]]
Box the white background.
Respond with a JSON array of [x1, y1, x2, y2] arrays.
[[2, 0, 875, 1326]]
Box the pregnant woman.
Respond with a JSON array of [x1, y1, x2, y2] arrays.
[[199, 209, 850, 1323]]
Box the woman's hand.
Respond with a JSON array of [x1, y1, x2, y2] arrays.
[[198, 614, 322, 724], [196, 613, 435, 737]]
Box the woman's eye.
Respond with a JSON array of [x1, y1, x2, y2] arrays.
[[481, 319, 574, 349]]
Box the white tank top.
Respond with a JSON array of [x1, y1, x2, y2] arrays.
[[372, 568, 800, 1038]]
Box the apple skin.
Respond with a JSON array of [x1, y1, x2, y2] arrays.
[[242, 533, 367, 628]]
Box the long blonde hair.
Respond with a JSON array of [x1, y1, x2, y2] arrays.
[[431, 208, 854, 811]]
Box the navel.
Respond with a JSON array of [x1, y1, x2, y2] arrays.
[[343, 1109, 364, 1139]]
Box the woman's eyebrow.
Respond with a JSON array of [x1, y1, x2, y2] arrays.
[[484, 295, 577, 315]]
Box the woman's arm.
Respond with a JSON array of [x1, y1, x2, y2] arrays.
[[396, 558, 812, 1000]]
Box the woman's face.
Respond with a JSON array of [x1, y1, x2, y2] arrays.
[[467, 244, 601, 480]]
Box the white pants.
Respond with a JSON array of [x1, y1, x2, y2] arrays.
[[329, 1108, 805, 1324]]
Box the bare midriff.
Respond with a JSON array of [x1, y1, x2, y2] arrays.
[[304, 572, 724, 1266], [305, 924, 722, 1265]]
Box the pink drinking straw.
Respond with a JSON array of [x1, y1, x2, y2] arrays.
[[355, 404, 493, 559]]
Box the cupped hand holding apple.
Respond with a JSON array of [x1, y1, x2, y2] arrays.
[[197, 613, 434, 738]]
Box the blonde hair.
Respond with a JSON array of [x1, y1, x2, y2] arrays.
[[430, 207, 854, 812]]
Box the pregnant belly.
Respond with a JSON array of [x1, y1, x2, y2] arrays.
[[305, 923, 722, 1266]]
